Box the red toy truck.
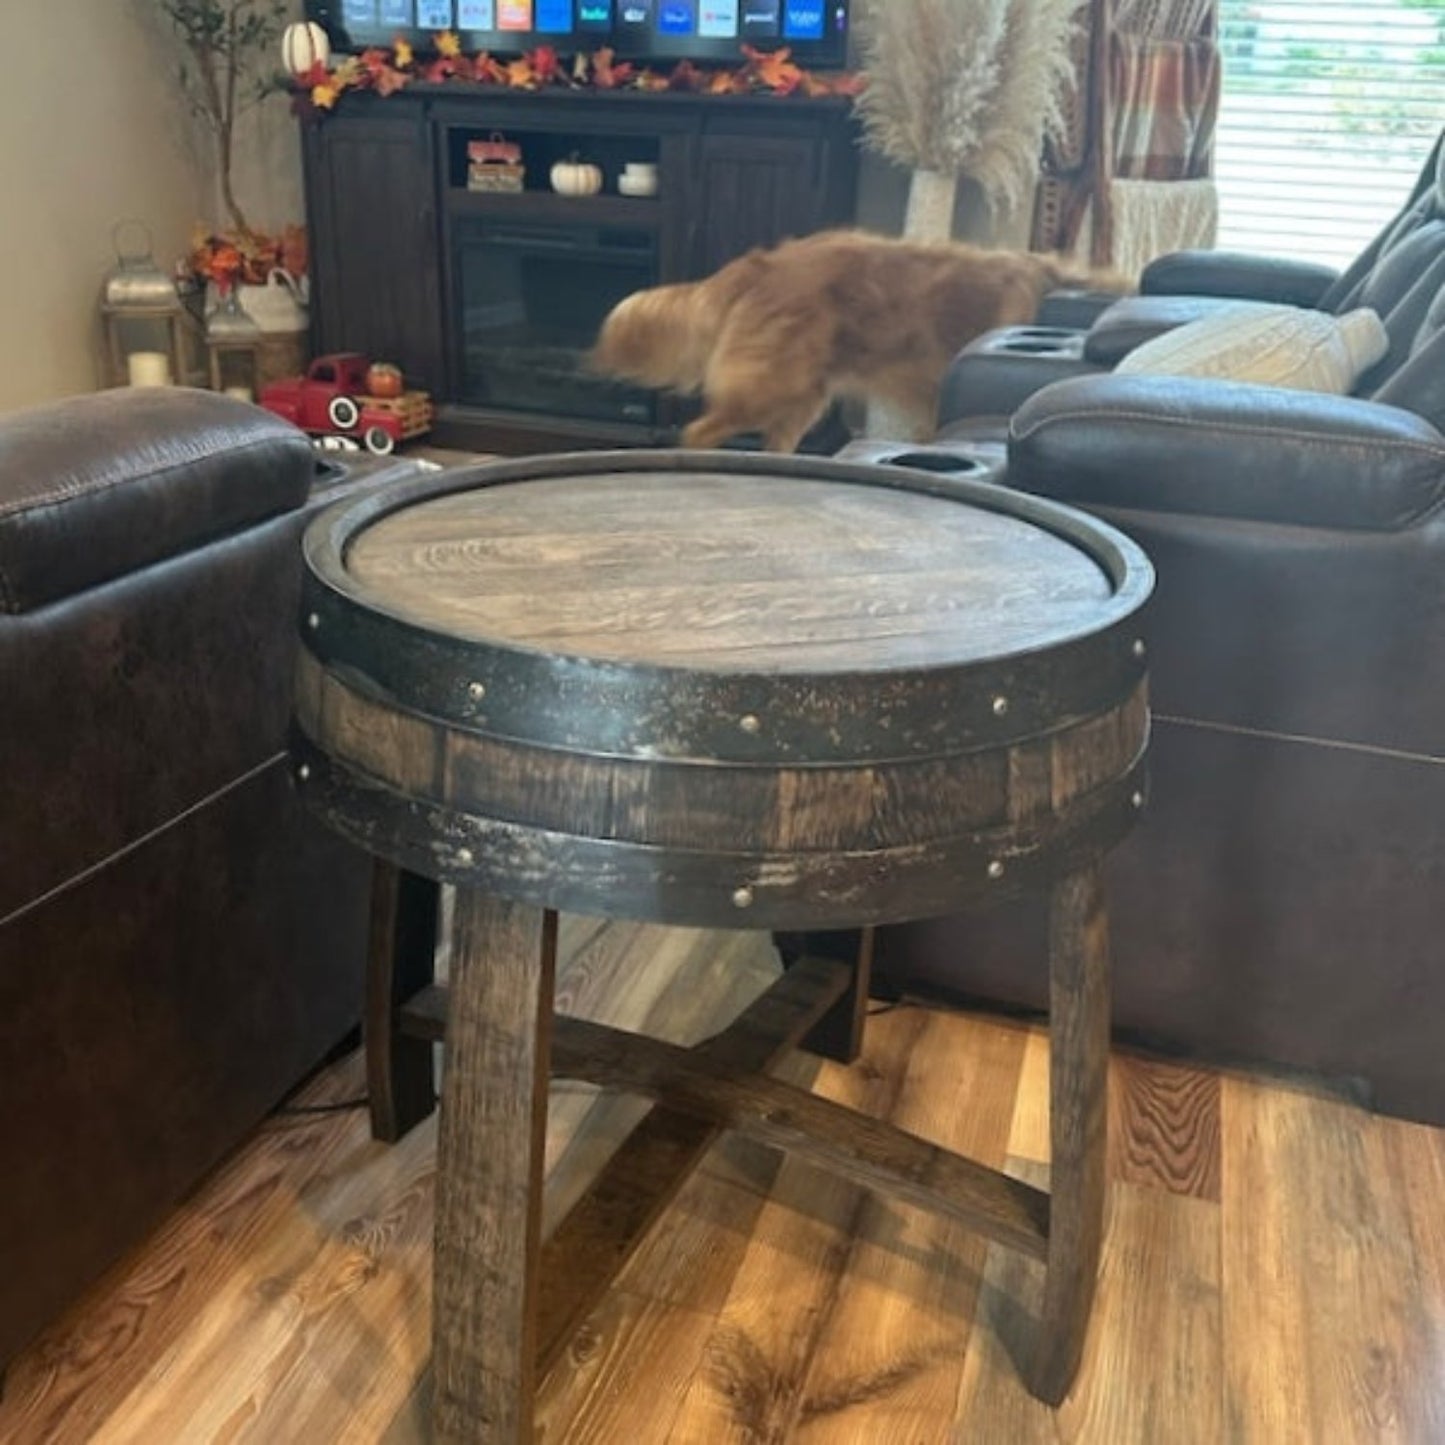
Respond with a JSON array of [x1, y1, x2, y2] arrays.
[[259, 352, 433, 455]]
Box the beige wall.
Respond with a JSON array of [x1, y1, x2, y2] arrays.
[[0, 0, 305, 413]]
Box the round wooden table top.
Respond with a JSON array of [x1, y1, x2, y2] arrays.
[[295, 451, 1153, 926], [343, 467, 1113, 674]]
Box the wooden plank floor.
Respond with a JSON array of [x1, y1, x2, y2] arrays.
[[3, 922, 1444, 1443]]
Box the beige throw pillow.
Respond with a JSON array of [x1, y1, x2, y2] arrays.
[[1114, 301, 1389, 394]]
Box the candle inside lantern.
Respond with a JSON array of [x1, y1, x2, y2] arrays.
[[127, 351, 172, 387]]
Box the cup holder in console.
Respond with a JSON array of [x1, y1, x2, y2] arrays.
[[834, 438, 1007, 482], [877, 450, 986, 474]]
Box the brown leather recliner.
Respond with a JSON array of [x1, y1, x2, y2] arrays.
[[940, 128, 1445, 432], [0, 390, 380, 1370], [835, 159, 1445, 1125]]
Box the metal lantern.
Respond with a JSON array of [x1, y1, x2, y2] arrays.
[[100, 220, 200, 388], [205, 293, 265, 400]]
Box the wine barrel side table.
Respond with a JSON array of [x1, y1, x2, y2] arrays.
[[290, 450, 1153, 1442]]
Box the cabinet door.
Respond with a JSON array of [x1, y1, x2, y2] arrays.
[[303, 111, 444, 391], [691, 131, 824, 276]]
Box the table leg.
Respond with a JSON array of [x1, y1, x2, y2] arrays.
[[798, 925, 874, 1064], [365, 862, 441, 1142], [432, 893, 556, 1444], [1029, 861, 1110, 1406]]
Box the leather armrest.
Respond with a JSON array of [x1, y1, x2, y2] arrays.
[[1141, 250, 1340, 307], [1035, 289, 1128, 329], [1007, 374, 1445, 530], [0, 389, 313, 614], [938, 327, 1108, 427]]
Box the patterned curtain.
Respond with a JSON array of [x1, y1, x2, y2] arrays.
[[1032, 0, 1220, 268], [1110, 33, 1221, 180]]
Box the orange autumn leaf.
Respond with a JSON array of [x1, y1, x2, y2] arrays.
[[530, 45, 562, 83], [374, 64, 411, 96], [473, 51, 507, 83], [505, 55, 537, 88], [633, 68, 669, 91], [435, 30, 462, 58], [590, 46, 634, 89], [393, 37, 414, 68], [754, 48, 803, 93], [707, 69, 745, 94], [311, 79, 340, 109]]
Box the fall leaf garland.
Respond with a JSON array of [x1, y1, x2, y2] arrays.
[[291, 34, 863, 117]]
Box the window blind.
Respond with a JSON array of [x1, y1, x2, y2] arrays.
[[1215, 0, 1443, 266]]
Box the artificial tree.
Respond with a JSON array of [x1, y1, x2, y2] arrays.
[[155, 0, 289, 236]]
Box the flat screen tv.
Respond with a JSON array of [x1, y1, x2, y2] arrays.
[[309, 1, 851, 69]]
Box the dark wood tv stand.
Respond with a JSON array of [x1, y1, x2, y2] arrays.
[[300, 86, 859, 454]]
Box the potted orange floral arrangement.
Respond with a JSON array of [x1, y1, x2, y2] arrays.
[[189, 224, 308, 296]]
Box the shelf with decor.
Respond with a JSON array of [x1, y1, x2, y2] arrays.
[[301, 88, 860, 453], [444, 191, 665, 226]]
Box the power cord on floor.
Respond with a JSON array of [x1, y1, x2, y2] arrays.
[[272, 1096, 371, 1116]]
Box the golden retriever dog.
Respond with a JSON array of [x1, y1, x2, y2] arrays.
[[591, 228, 1131, 452]]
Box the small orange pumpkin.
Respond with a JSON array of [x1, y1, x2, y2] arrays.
[[367, 362, 404, 399]]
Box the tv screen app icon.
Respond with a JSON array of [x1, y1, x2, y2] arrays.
[[782, 0, 822, 39], [699, 1, 738, 38], [658, 2, 696, 35], [740, 1, 779, 38]]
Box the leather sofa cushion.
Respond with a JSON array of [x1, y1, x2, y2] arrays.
[[1083, 294, 1245, 365], [1008, 374, 1445, 530], [0, 389, 313, 615]]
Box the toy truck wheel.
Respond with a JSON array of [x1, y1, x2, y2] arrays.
[[328, 395, 361, 430], [363, 425, 396, 456]]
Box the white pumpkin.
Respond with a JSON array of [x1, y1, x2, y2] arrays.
[[281, 21, 331, 77], [550, 157, 604, 197]]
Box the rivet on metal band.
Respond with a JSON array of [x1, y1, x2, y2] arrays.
[[987, 859, 1006, 880], [739, 714, 761, 734], [296, 763, 310, 782], [306, 612, 320, 631], [732, 885, 755, 909], [1132, 638, 1147, 659], [467, 682, 486, 701], [991, 695, 1009, 717], [456, 847, 475, 866]]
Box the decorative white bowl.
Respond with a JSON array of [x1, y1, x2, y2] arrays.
[[618, 172, 659, 198]]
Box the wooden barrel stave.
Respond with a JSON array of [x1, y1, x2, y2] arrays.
[[296, 650, 1146, 854], [290, 732, 1146, 929]]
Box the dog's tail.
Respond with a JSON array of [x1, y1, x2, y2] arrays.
[[1036, 254, 1138, 296]]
